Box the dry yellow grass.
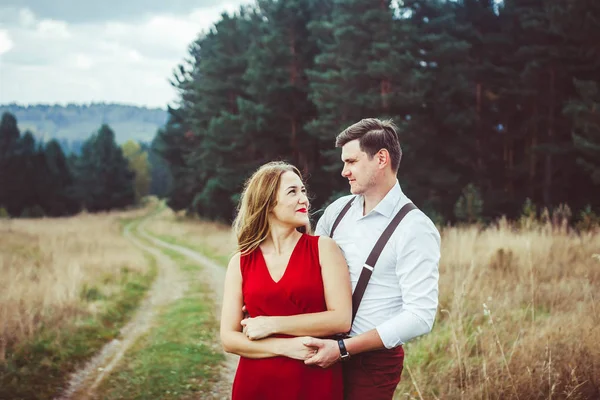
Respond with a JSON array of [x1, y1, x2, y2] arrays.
[[149, 212, 600, 399], [144, 208, 237, 263], [399, 221, 600, 399], [0, 208, 149, 361]]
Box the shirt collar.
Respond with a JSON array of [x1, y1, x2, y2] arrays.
[[355, 180, 404, 218]]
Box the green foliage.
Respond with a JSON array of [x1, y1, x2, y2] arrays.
[[41, 139, 78, 215], [5, 0, 600, 223], [454, 184, 484, 223], [423, 208, 446, 228], [0, 207, 8, 218], [564, 79, 600, 184], [0, 112, 19, 157], [521, 198, 537, 220], [146, 141, 171, 199], [575, 205, 600, 232], [81, 284, 105, 301], [122, 140, 151, 203], [70, 124, 136, 212], [0, 112, 138, 218], [519, 197, 539, 229], [20, 205, 45, 218], [151, 108, 195, 212], [158, 0, 600, 223]]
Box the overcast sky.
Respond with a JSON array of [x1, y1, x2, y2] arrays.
[[0, 1, 249, 108]]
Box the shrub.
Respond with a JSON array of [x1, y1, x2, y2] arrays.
[[454, 183, 483, 223]]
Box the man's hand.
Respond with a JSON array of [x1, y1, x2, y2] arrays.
[[278, 337, 318, 361], [302, 338, 340, 368], [241, 305, 249, 336], [241, 316, 277, 340]]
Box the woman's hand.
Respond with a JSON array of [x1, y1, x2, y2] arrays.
[[278, 336, 318, 361], [241, 316, 278, 340]]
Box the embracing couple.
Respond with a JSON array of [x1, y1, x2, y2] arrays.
[[220, 118, 441, 399]]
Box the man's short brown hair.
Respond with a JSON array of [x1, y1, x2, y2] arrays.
[[335, 118, 402, 172]]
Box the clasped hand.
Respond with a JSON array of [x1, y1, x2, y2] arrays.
[[241, 316, 276, 340], [239, 308, 340, 367]]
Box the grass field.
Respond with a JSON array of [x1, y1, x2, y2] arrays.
[[0, 207, 154, 399], [397, 222, 600, 399], [2, 204, 598, 399], [148, 211, 600, 399], [144, 208, 236, 266], [94, 249, 225, 400]]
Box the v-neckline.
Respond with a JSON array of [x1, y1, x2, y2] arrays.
[[257, 234, 305, 284]]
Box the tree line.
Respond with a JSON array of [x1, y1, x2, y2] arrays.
[[0, 112, 169, 218], [153, 0, 600, 225], [0, 103, 169, 144]]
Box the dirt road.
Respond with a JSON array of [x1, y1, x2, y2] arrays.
[[56, 218, 236, 399], [136, 219, 239, 397]]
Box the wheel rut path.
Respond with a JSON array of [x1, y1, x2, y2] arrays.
[[55, 218, 237, 399]]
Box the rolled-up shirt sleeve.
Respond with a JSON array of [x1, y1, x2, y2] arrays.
[[376, 215, 441, 348]]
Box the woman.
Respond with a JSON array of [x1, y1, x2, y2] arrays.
[[220, 161, 352, 400]]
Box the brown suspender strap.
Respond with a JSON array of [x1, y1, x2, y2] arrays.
[[329, 197, 355, 237], [351, 202, 418, 323]]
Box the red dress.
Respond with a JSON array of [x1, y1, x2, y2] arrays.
[[232, 234, 343, 400]]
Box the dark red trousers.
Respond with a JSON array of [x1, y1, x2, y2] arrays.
[[342, 346, 404, 400]]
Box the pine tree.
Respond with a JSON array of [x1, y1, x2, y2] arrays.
[[178, 8, 260, 220], [551, 0, 600, 206], [71, 124, 135, 211], [0, 112, 20, 215], [15, 131, 40, 216], [40, 139, 76, 215], [504, 0, 574, 208], [564, 80, 600, 185], [0, 112, 19, 159], [151, 0, 600, 221], [307, 0, 408, 205], [146, 140, 172, 199], [241, 0, 319, 167], [151, 108, 196, 212], [235, 0, 331, 210], [392, 0, 477, 218]]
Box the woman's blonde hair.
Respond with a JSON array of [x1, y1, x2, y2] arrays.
[[233, 161, 311, 255]]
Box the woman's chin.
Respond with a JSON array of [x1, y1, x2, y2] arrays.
[[292, 215, 309, 227]]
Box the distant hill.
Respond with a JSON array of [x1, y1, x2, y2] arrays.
[[0, 103, 169, 147]]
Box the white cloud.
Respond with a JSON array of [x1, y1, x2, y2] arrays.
[[0, 29, 13, 55], [0, 1, 249, 107], [0, 0, 229, 24], [127, 49, 142, 63], [37, 19, 71, 39], [73, 53, 93, 69], [18, 8, 36, 28]]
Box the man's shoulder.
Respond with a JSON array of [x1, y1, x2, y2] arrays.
[[314, 194, 355, 236], [400, 205, 441, 239]]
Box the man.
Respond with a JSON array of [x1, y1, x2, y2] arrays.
[[304, 118, 441, 399]]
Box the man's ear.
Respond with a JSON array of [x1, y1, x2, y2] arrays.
[[377, 149, 390, 169]]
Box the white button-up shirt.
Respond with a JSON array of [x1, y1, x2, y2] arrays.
[[315, 181, 441, 349]]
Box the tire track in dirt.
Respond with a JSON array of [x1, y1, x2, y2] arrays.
[[136, 220, 239, 398], [56, 219, 190, 400]]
